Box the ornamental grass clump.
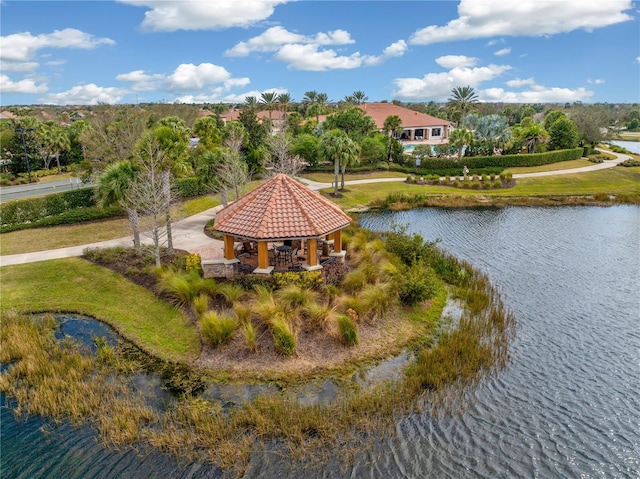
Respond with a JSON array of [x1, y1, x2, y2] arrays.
[[200, 311, 238, 347], [359, 283, 396, 321], [217, 282, 244, 307], [276, 284, 316, 311], [303, 301, 333, 332], [270, 314, 296, 356], [241, 320, 257, 353], [157, 270, 217, 310], [337, 314, 358, 346]]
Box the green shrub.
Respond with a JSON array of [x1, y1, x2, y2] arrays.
[[492, 180, 502, 188], [272, 270, 323, 289], [619, 159, 640, 167], [200, 311, 238, 346], [337, 314, 358, 346], [173, 177, 206, 198], [271, 314, 296, 356], [397, 263, 438, 305]]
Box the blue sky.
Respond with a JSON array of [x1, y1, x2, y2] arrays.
[[1, 0, 639, 106]]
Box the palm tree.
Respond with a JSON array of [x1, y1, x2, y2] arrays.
[[40, 124, 70, 171], [473, 115, 511, 155], [318, 129, 360, 196], [352, 90, 368, 105], [96, 160, 141, 252], [278, 93, 291, 121], [520, 123, 549, 153], [259, 91, 279, 128], [244, 96, 258, 111], [383, 115, 403, 162], [448, 86, 479, 125], [449, 127, 474, 159], [316, 92, 328, 123]]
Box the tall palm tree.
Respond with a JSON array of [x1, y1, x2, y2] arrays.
[[383, 115, 403, 162], [448, 86, 479, 125], [352, 90, 368, 105], [96, 160, 141, 252], [278, 93, 291, 121], [41, 124, 70, 171], [318, 129, 360, 196], [244, 96, 258, 111], [259, 91, 279, 129]]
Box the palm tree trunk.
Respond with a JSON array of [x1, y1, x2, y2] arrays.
[[341, 164, 346, 190], [333, 157, 339, 196]]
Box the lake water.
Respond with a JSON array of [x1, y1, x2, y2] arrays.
[[2, 206, 639, 478], [608, 140, 640, 154]]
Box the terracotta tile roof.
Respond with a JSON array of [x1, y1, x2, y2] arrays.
[[359, 103, 453, 129], [214, 174, 352, 240]]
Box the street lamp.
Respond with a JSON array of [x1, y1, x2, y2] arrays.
[[15, 127, 35, 183]]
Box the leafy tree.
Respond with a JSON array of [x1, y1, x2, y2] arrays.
[[543, 110, 567, 131], [323, 106, 376, 140], [570, 108, 607, 146], [548, 116, 580, 150], [292, 133, 320, 166], [96, 160, 141, 252], [360, 136, 386, 164], [318, 129, 360, 196], [449, 127, 474, 159], [448, 86, 479, 124]]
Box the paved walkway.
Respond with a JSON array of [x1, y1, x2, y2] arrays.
[[0, 150, 631, 267]]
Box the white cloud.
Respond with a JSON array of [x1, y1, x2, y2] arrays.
[[116, 70, 165, 91], [45, 60, 67, 67], [0, 61, 39, 73], [227, 25, 404, 70], [225, 26, 354, 57], [38, 84, 127, 105], [435, 55, 477, 69], [166, 63, 232, 91], [481, 86, 594, 103], [409, 0, 633, 45], [0, 28, 115, 62], [0, 74, 47, 94], [635, 56, 640, 63], [274, 44, 366, 71], [494, 47, 511, 56], [587, 78, 605, 85], [506, 77, 536, 87], [393, 60, 511, 100], [119, 0, 288, 32]]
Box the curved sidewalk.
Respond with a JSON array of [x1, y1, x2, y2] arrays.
[[0, 149, 632, 267]]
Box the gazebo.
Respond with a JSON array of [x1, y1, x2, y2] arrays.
[[204, 174, 351, 276]]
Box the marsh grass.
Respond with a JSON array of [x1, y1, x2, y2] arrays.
[[337, 314, 358, 346]]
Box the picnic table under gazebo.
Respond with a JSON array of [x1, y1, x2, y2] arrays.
[[202, 174, 351, 277]]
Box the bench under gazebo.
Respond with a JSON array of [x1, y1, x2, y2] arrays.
[[202, 174, 351, 278]]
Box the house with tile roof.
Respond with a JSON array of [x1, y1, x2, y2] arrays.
[[218, 108, 287, 133], [205, 173, 351, 276], [359, 103, 454, 143]]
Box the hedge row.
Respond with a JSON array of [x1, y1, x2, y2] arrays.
[[0, 205, 123, 233], [173, 177, 208, 198], [0, 188, 99, 227]]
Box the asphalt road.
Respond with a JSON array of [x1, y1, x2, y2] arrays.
[[0, 178, 89, 202]]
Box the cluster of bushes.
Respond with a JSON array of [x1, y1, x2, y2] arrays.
[[619, 159, 640, 167], [405, 173, 514, 189], [0, 188, 123, 233], [173, 177, 208, 198]]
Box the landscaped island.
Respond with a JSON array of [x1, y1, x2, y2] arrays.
[[1, 222, 514, 472]]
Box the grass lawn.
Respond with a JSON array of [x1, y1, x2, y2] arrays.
[[0, 217, 133, 255], [325, 167, 640, 210], [504, 158, 594, 174], [0, 196, 221, 256], [0, 257, 201, 362], [300, 171, 407, 183]]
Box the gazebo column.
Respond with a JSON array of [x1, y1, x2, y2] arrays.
[[330, 229, 346, 259], [254, 241, 273, 275], [223, 235, 236, 261], [303, 238, 322, 271]]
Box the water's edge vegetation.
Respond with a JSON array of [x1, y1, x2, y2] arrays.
[[0, 227, 515, 474]]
